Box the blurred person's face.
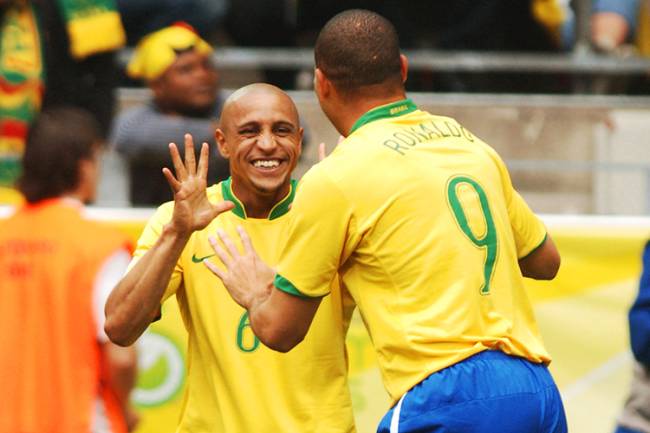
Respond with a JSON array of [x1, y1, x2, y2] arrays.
[[151, 49, 218, 116], [215, 88, 302, 201]]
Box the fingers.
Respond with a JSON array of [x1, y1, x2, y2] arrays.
[[184, 134, 197, 176], [318, 142, 326, 162], [169, 142, 188, 181], [217, 229, 240, 259], [162, 167, 181, 192], [209, 200, 235, 221], [338, 135, 345, 144], [203, 257, 226, 280], [198, 142, 210, 179], [237, 226, 255, 255], [208, 235, 233, 268]]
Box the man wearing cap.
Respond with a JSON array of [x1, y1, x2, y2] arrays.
[[111, 23, 229, 206]]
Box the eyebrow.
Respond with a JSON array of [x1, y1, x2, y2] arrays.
[[274, 120, 297, 129], [235, 121, 259, 130], [235, 120, 297, 129]]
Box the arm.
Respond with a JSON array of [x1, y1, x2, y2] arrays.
[[104, 221, 192, 346], [205, 168, 352, 352], [105, 134, 233, 346], [518, 234, 560, 280], [488, 147, 561, 280], [204, 227, 321, 352], [101, 342, 139, 431]]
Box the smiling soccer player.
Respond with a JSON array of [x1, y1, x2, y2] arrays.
[[105, 84, 356, 433]]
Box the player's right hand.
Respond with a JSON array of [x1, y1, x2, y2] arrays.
[[163, 133, 233, 236]]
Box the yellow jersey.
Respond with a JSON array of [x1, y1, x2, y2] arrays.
[[275, 99, 551, 403], [132, 179, 356, 433]]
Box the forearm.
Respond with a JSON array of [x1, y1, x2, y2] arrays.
[[247, 285, 320, 353], [518, 235, 560, 280], [105, 225, 190, 346], [204, 228, 322, 353]]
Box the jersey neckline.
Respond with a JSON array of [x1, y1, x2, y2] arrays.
[[221, 177, 297, 220], [349, 98, 418, 134]]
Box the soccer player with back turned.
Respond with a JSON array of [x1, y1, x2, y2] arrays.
[[206, 9, 567, 433]]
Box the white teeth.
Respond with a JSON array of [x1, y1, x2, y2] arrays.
[[253, 160, 280, 168]]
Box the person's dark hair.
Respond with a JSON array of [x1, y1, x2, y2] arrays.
[[314, 9, 402, 94], [18, 107, 102, 203]]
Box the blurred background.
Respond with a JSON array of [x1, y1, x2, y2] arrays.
[[2, 1, 650, 432]]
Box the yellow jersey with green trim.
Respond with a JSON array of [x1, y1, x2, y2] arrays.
[[131, 178, 356, 433], [275, 99, 551, 403]]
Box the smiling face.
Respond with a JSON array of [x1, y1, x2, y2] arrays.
[[216, 85, 303, 207]]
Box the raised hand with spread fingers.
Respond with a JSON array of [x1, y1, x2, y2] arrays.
[[164, 134, 234, 236], [105, 134, 233, 346]]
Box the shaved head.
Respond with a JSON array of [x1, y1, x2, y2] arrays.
[[220, 83, 299, 132], [214, 83, 303, 210], [315, 9, 402, 94]]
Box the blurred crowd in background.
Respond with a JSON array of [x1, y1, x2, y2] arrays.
[[1, 2, 650, 433], [1, 0, 650, 204]]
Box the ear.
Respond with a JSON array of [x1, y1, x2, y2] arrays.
[[215, 128, 230, 159], [76, 151, 99, 203], [296, 126, 304, 158], [78, 158, 92, 186], [314, 68, 330, 100], [399, 54, 409, 84]]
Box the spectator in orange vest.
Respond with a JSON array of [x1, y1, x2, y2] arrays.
[[0, 107, 139, 433]]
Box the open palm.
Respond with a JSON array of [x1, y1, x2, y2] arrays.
[[163, 134, 233, 235]]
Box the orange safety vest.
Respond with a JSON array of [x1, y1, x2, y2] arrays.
[[0, 199, 132, 433]]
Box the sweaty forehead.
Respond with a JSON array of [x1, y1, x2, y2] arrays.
[[224, 88, 299, 128]]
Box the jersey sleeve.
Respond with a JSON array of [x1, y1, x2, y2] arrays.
[[275, 167, 356, 298], [490, 148, 547, 258], [128, 202, 183, 302]]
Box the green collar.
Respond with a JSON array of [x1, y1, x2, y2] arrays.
[[349, 98, 417, 134], [221, 177, 297, 220]]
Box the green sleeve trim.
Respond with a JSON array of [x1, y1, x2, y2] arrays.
[[274, 274, 316, 298], [519, 232, 548, 260]]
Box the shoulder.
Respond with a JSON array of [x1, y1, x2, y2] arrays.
[[295, 163, 350, 210]]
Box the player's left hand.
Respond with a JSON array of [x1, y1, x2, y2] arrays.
[[204, 226, 275, 310], [316, 135, 344, 162]]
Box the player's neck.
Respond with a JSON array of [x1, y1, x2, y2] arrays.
[[231, 179, 291, 219], [338, 92, 408, 137]]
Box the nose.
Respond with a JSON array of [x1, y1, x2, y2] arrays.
[[257, 131, 276, 152]]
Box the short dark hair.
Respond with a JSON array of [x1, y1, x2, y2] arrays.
[[18, 107, 102, 203], [314, 9, 402, 93]]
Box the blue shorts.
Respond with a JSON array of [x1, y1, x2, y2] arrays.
[[377, 350, 567, 433]]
